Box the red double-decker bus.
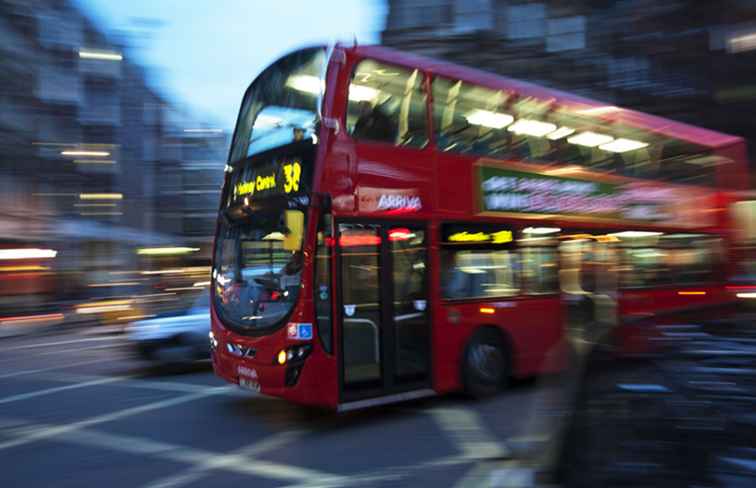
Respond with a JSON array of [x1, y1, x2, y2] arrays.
[[210, 44, 749, 410]]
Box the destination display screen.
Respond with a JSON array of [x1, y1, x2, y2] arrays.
[[225, 142, 315, 210], [442, 223, 515, 245]]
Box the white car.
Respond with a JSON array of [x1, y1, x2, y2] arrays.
[[128, 292, 210, 362]]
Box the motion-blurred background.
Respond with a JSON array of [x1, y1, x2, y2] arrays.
[[0, 0, 381, 329]]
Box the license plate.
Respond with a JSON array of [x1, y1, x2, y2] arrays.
[[239, 377, 260, 392]]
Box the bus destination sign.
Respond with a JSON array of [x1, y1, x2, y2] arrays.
[[231, 158, 307, 203]]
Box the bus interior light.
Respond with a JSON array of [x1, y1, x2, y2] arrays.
[[678, 291, 707, 296], [599, 138, 649, 153], [576, 105, 620, 115], [567, 131, 614, 147], [546, 126, 575, 140], [388, 228, 415, 241], [285, 75, 324, 95], [737, 292, 756, 299], [507, 119, 557, 137], [348, 84, 380, 102], [523, 227, 561, 235], [610, 231, 664, 239], [465, 110, 514, 129]]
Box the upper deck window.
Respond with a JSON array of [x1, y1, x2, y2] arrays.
[[432, 75, 723, 187], [346, 60, 428, 148], [229, 48, 326, 163]]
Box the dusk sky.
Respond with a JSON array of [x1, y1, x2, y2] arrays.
[[75, 0, 385, 130]]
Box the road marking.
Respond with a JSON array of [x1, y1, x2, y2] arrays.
[[0, 343, 125, 364], [487, 465, 535, 488], [142, 430, 316, 488], [430, 407, 510, 460], [453, 461, 500, 488], [143, 430, 308, 488], [35, 372, 232, 395], [0, 358, 106, 379], [0, 375, 130, 405], [1, 336, 121, 351], [0, 408, 489, 488], [0, 387, 229, 451], [282, 455, 474, 488], [2, 424, 343, 485]]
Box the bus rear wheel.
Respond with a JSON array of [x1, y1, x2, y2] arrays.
[[463, 328, 509, 398]]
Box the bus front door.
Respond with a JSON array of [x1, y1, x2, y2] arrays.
[[336, 222, 432, 406]]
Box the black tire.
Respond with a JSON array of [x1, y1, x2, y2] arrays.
[[462, 328, 510, 398]]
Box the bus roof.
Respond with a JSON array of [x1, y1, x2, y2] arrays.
[[349, 45, 743, 151]]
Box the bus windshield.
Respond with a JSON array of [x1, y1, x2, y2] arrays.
[[213, 209, 305, 333], [229, 47, 326, 163]]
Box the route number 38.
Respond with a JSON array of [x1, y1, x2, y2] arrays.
[[283, 161, 302, 194]]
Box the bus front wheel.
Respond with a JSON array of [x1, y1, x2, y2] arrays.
[[462, 328, 510, 398]]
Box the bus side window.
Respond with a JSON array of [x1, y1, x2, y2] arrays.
[[346, 60, 428, 148], [520, 247, 559, 295], [432, 77, 511, 157], [440, 223, 520, 299], [315, 214, 333, 354]]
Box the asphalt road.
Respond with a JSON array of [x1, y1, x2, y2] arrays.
[[0, 327, 554, 488]]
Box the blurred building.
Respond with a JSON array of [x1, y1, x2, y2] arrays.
[[157, 126, 227, 261], [0, 0, 227, 313], [382, 0, 756, 186]]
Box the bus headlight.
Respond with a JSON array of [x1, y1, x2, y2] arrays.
[[209, 331, 219, 351], [276, 344, 312, 365], [277, 349, 288, 365]]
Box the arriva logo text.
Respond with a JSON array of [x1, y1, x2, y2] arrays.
[[377, 194, 422, 211]]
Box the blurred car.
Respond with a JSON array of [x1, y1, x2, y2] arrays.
[[127, 291, 210, 362]]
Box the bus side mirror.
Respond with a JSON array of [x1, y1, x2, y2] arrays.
[[283, 210, 304, 251]]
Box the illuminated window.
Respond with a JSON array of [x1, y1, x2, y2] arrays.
[[432, 77, 512, 157], [347, 60, 428, 148], [520, 247, 558, 294], [229, 48, 325, 162], [617, 233, 721, 289], [441, 223, 519, 299]]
